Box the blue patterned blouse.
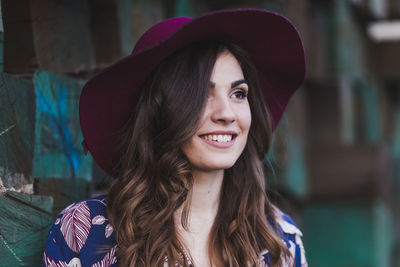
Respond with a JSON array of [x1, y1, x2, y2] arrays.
[[43, 195, 307, 266]]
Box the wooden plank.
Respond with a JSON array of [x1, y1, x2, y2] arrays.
[[304, 80, 343, 145], [0, 1, 4, 72], [0, 192, 53, 266], [117, 0, 164, 56], [307, 145, 392, 200], [6, 191, 53, 214], [89, 0, 122, 68], [388, 0, 400, 17], [0, 73, 35, 191], [30, 0, 94, 73], [373, 42, 400, 80], [33, 70, 92, 180], [34, 177, 88, 216], [2, 0, 37, 75]]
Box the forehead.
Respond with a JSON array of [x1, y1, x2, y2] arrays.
[[210, 51, 244, 84]]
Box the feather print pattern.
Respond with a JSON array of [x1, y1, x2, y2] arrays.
[[91, 245, 118, 267], [60, 201, 92, 253], [105, 224, 114, 239], [92, 215, 107, 225], [43, 251, 68, 267]]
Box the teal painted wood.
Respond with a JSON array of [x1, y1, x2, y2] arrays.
[[175, 0, 197, 17], [284, 131, 307, 198], [33, 70, 92, 180], [334, 0, 369, 79], [356, 81, 381, 143], [0, 73, 35, 190], [0, 2, 3, 72], [6, 191, 53, 213], [117, 0, 135, 57], [390, 87, 400, 266], [0, 192, 53, 266], [303, 201, 393, 267], [269, 117, 308, 199]]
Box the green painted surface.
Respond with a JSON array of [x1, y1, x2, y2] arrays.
[[357, 81, 381, 143], [267, 118, 307, 199], [0, 73, 35, 189], [0, 2, 3, 72], [118, 0, 135, 56], [0, 192, 53, 266], [175, 0, 197, 17], [0, 32, 3, 73], [335, 0, 368, 79], [373, 201, 393, 267], [284, 132, 307, 198], [340, 77, 356, 144], [303, 201, 393, 267], [33, 70, 92, 180]]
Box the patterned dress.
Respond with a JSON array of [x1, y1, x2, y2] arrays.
[[43, 195, 307, 267]]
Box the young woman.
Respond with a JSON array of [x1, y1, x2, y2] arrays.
[[43, 8, 307, 267]]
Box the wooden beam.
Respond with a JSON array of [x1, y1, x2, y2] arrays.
[[0, 73, 35, 191], [307, 144, 392, 201], [373, 41, 400, 80], [0, 192, 53, 266]]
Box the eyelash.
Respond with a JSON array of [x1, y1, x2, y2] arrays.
[[232, 89, 248, 99]]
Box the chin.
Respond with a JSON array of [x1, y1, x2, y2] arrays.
[[196, 158, 239, 172]]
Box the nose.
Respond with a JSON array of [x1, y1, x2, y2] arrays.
[[210, 94, 236, 124]]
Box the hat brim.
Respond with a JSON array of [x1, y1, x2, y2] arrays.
[[79, 8, 306, 176]]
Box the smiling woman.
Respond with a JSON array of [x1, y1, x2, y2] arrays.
[[182, 50, 252, 172], [43, 8, 307, 267]]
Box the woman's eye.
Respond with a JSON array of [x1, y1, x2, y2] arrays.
[[232, 89, 248, 100]]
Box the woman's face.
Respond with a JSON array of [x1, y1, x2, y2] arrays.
[[182, 51, 251, 172]]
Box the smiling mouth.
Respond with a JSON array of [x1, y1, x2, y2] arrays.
[[199, 134, 237, 143]]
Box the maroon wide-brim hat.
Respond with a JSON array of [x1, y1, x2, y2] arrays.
[[80, 8, 306, 176]]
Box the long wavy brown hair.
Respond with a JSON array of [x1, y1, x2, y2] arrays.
[[106, 41, 291, 266]]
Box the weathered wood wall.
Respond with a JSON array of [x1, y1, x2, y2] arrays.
[[0, 0, 399, 266]]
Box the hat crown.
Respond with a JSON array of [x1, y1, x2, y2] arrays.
[[132, 17, 192, 55]]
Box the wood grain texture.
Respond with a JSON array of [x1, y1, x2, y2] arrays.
[[34, 177, 88, 217], [0, 73, 35, 191], [0, 192, 53, 266]]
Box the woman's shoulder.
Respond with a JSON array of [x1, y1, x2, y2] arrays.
[[43, 195, 118, 267], [273, 206, 303, 237], [60, 194, 108, 219], [266, 205, 308, 267]]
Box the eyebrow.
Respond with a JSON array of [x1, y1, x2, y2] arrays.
[[209, 79, 248, 88], [231, 79, 248, 88]]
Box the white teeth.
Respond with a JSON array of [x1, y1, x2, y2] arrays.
[[202, 134, 233, 142]]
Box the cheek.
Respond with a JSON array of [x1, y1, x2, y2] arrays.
[[238, 105, 252, 133]]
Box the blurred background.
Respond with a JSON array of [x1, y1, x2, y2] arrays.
[[0, 0, 399, 266]]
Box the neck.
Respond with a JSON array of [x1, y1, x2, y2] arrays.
[[175, 169, 224, 226], [189, 169, 224, 215]]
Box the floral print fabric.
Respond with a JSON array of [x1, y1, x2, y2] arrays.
[[43, 195, 307, 267]]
